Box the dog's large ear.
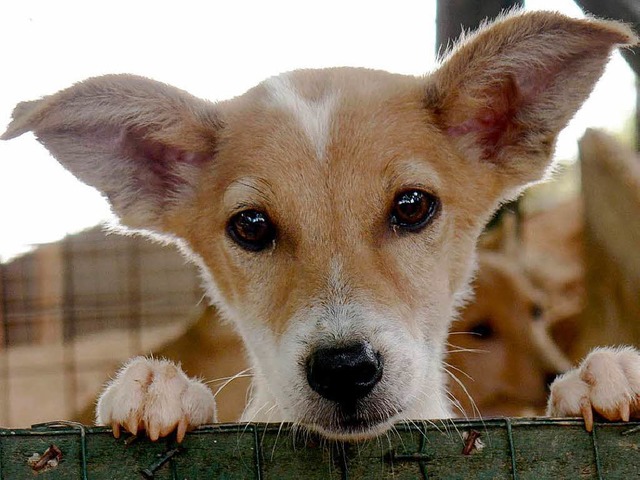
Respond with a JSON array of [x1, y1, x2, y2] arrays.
[[426, 11, 638, 194], [1, 75, 221, 231]]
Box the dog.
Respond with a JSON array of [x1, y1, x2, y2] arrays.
[[3, 10, 639, 442], [72, 248, 570, 425], [448, 251, 573, 418]]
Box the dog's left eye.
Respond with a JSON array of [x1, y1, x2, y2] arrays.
[[390, 189, 440, 232], [469, 320, 495, 340], [227, 209, 276, 252]]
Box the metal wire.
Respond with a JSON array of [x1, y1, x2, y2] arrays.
[[591, 424, 604, 480], [0, 420, 635, 478], [31, 421, 88, 480], [252, 424, 263, 480], [504, 418, 518, 480]]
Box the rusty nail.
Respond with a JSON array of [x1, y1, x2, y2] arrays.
[[462, 430, 481, 455], [29, 444, 63, 471]]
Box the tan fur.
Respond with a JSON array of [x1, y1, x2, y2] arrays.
[[3, 10, 637, 441], [448, 252, 568, 417], [524, 198, 585, 360]]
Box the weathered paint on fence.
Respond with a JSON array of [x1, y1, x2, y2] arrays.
[[1, 418, 638, 479]]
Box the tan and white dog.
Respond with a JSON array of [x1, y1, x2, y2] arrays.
[[3, 11, 639, 442]]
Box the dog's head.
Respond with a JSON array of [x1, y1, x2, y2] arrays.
[[3, 11, 635, 440], [448, 251, 571, 418]]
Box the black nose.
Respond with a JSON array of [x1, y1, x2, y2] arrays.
[[306, 342, 383, 404]]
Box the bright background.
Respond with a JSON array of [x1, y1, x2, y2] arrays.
[[0, 0, 636, 261]]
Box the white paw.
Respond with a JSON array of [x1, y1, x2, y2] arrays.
[[547, 346, 640, 431], [96, 357, 217, 442]]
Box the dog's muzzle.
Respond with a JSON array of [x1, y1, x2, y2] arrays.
[[305, 341, 383, 404]]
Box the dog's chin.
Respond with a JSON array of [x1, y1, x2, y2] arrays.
[[307, 420, 396, 442], [300, 403, 403, 441]]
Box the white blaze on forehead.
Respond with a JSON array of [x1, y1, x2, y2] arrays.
[[264, 73, 338, 160]]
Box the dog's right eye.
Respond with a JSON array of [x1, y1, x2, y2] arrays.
[[227, 209, 275, 252]]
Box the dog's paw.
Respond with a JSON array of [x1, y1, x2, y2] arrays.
[[96, 356, 217, 442], [547, 346, 640, 431]]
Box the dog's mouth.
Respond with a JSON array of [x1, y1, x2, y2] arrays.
[[300, 399, 404, 441]]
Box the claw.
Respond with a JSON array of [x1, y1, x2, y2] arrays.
[[124, 416, 139, 436], [148, 423, 160, 442], [177, 418, 188, 443], [620, 402, 631, 422], [580, 400, 594, 432], [96, 358, 215, 443]]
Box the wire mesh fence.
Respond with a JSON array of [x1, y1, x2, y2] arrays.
[[1, 418, 638, 479]]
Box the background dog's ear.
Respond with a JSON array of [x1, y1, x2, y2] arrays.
[[426, 11, 638, 194], [1, 75, 221, 231]]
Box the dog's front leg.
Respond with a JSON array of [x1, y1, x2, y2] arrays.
[[547, 347, 640, 431], [96, 357, 216, 442]]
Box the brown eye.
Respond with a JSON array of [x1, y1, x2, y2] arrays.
[[390, 190, 440, 232], [469, 319, 495, 340], [227, 209, 275, 252]]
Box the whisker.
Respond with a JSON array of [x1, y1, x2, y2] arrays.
[[446, 390, 467, 418], [445, 341, 488, 354], [442, 361, 474, 382], [206, 368, 253, 386], [402, 390, 445, 435], [448, 331, 487, 337], [270, 420, 287, 461], [444, 367, 482, 420], [446, 347, 488, 355], [210, 370, 254, 399]]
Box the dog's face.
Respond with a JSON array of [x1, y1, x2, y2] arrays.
[[197, 69, 495, 437], [2, 11, 635, 439]]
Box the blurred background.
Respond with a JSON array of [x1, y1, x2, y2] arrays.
[[0, 0, 638, 427]]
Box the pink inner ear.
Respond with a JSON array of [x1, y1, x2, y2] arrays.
[[446, 109, 514, 159], [446, 68, 554, 160], [123, 128, 212, 197]]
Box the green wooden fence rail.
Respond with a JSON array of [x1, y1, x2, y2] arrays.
[[1, 418, 638, 479]]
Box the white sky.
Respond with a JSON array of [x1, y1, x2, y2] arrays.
[[0, 0, 636, 261]]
